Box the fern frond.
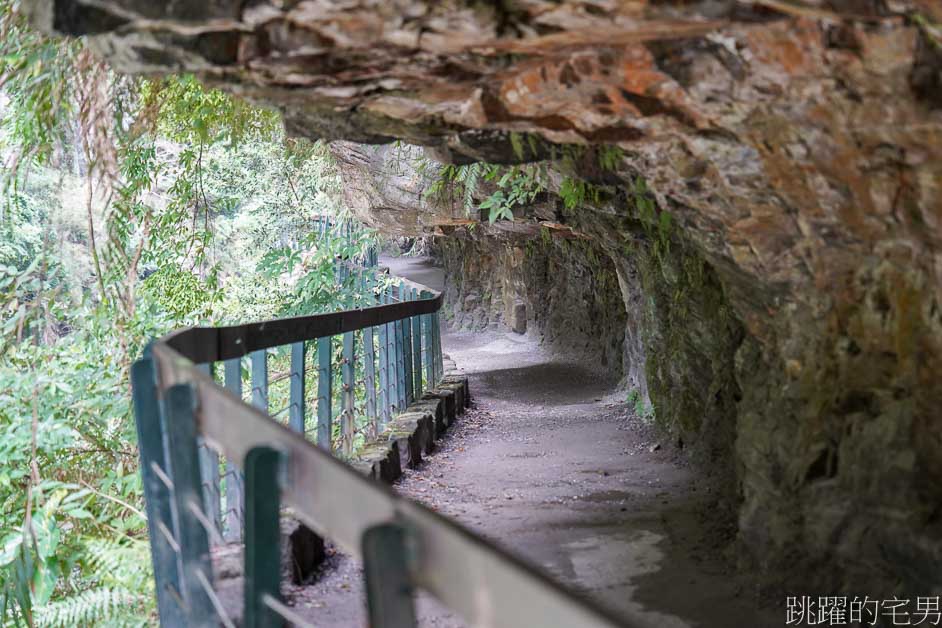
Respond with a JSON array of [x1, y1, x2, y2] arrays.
[[457, 163, 481, 216], [82, 538, 153, 594], [33, 587, 144, 628]]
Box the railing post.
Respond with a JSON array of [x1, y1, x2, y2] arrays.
[[401, 288, 414, 405], [341, 331, 356, 456], [289, 341, 306, 435], [160, 384, 215, 626], [362, 523, 417, 628], [411, 288, 423, 400], [317, 336, 333, 450], [223, 357, 244, 543], [131, 356, 185, 626], [243, 446, 283, 628]]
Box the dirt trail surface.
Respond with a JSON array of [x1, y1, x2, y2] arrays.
[[292, 256, 781, 627]]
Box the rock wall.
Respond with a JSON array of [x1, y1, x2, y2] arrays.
[[332, 139, 942, 595], [433, 234, 627, 380], [32, 0, 942, 599]]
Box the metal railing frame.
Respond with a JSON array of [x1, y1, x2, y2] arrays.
[[132, 271, 630, 628]]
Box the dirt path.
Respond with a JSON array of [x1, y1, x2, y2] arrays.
[[294, 256, 781, 627]]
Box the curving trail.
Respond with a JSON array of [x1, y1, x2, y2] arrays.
[[296, 256, 780, 628]]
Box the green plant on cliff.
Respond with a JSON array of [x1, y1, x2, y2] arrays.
[[423, 162, 484, 216], [423, 161, 544, 224], [423, 140, 622, 225], [630, 177, 672, 257], [479, 165, 543, 223], [508, 131, 541, 161], [597, 145, 624, 172], [912, 13, 942, 48]]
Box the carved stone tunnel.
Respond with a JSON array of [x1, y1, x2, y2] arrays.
[[29, 0, 942, 600]]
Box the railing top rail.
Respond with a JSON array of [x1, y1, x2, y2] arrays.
[[162, 275, 440, 364]]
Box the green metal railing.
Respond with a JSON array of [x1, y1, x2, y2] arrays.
[[131, 269, 629, 627]]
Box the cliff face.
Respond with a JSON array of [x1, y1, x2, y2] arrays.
[[32, 0, 942, 595]]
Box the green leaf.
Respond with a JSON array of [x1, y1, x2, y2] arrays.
[[659, 210, 672, 232], [0, 533, 24, 567]]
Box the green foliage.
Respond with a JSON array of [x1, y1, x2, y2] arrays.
[[139, 264, 209, 320], [34, 587, 144, 628], [597, 145, 624, 172], [421, 139, 623, 225], [559, 176, 611, 212], [422, 163, 462, 204], [640, 403, 655, 422], [0, 1, 82, 176], [0, 327, 151, 626], [626, 388, 653, 419], [422, 162, 484, 217], [631, 177, 672, 258], [508, 132, 540, 162], [424, 161, 544, 224], [479, 165, 542, 223], [21, 537, 152, 627], [0, 5, 374, 624], [559, 177, 591, 211], [912, 13, 942, 49], [147, 75, 279, 147]]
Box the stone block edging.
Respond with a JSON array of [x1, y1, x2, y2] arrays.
[[352, 355, 470, 484]]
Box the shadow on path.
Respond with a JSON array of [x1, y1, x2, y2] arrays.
[[475, 362, 613, 405]]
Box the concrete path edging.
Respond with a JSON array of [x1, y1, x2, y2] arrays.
[[352, 354, 470, 484]]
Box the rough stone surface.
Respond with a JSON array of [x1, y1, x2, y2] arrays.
[[33, 0, 942, 598], [434, 234, 628, 381], [352, 365, 468, 487], [423, 388, 457, 428]]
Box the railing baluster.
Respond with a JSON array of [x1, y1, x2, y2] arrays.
[[423, 307, 434, 390], [411, 287, 423, 399], [195, 363, 222, 545], [386, 287, 399, 416], [377, 294, 390, 430], [251, 351, 268, 413], [401, 287, 414, 405], [341, 331, 355, 457], [317, 336, 333, 450], [160, 384, 215, 626], [223, 358, 244, 543], [394, 286, 406, 411], [131, 356, 186, 626], [432, 311, 443, 383], [363, 325, 377, 438], [289, 341, 306, 435], [243, 446, 283, 628]]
